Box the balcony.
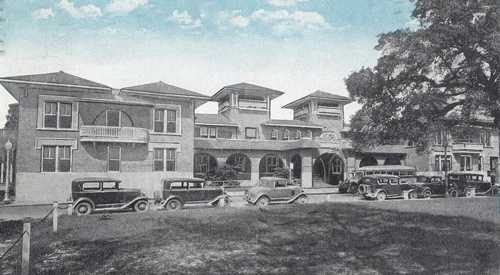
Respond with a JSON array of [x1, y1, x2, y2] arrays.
[[452, 142, 484, 152], [80, 125, 149, 144], [294, 108, 309, 118]]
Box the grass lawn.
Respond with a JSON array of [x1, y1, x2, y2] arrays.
[[1, 198, 500, 274]]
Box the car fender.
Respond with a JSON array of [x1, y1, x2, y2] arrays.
[[287, 193, 307, 203], [208, 194, 230, 205], [249, 193, 268, 204], [73, 197, 95, 209], [122, 196, 149, 209], [160, 195, 184, 208], [374, 189, 387, 196]]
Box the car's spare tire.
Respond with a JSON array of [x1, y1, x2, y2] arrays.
[[358, 184, 367, 194]]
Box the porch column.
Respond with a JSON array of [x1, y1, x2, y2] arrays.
[[250, 156, 261, 186], [301, 150, 313, 188]]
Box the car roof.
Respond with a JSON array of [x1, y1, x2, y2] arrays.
[[72, 177, 121, 183], [260, 177, 287, 181], [357, 165, 416, 171], [162, 177, 205, 183], [362, 174, 400, 179]]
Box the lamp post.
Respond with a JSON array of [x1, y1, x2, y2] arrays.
[[443, 131, 449, 198], [3, 139, 13, 202]]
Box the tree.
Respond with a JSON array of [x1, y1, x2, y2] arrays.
[[4, 103, 18, 130], [345, 0, 500, 149]]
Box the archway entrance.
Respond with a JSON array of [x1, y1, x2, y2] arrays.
[[313, 153, 344, 186], [359, 155, 378, 167], [194, 153, 217, 179], [290, 154, 302, 179], [384, 155, 402, 165], [226, 153, 251, 180], [259, 154, 284, 178]]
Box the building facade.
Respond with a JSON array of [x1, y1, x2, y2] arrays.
[[0, 72, 498, 203]]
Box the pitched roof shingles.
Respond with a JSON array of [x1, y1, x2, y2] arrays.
[[0, 71, 110, 89]]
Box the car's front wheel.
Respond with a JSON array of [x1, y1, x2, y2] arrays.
[[134, 200, 149, 212], [75, 202, 92, 216], [409, 191, 418, 199], [423, 189, 432, 198], [376, 192, 387, 201], [166, 199, 182, 210], [256, 196, 270, 207]]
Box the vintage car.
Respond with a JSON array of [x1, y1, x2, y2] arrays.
[[245, 177, 307, 206], [71, 177, 149, 216], [447, 172, 497, 196], [358, 175, 417, 200], [159, 178, 230, 210], [409, 175, 447, 198]]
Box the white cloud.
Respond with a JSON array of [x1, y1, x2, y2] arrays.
[[251, 9, 330, 34], [105, 0, 148, 15], [32, 8, 54, 20], [168, 10, 202, 29], [267, 0, 308, 7], [59, 0, 102, 18], [217, 10, 250, 28]]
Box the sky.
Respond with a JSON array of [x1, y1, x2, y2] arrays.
[[0, 0, 417, 126]]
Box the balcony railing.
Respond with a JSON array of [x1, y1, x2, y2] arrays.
[[80, 125, 148, 143], [452, 142, 484, 151], [239, 99, 267, 110]]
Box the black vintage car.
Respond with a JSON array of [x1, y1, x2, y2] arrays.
[[410, 176, 447, 198], [160, 178, 230, 210], [447, 172, 497, 196], [71, 177, 149, 215], [358, 175, 416, 200]]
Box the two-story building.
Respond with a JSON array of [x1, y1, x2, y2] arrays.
[[0, 71, 498, 203]]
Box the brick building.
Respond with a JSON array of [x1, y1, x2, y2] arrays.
[[0, 71, 498, 203]]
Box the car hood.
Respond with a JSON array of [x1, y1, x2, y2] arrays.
[[247, 186, 269, 197]]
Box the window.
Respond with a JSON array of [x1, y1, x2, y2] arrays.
[[198, 126, 216, 138], [217, 128, 233, 139], [434, 155, 452, 171], [106, 110, 120, 127], [271, 129, 278, 140], [169, 181, 185, 189], [459, 155, 472, 171], [153, 148, 176, 171], [153, 149, 164, 171], [478, 156, 483, 171], [102, 181, 118, 190], [295, 130, 302, 140], [108, 146, 121, 172], [44, 101, 73, 129], [245, 127, 257, 139], [490, 157, 498, 171], [154, 108, 179, 134], [83, 182, 100, 191], [41, 145, 71, 172], [481, 131, 491, 146], [154, 109, 164, 132], [188, 181, 203, 189], [305, 130, 312, 139], [283, 129, 289, 140]]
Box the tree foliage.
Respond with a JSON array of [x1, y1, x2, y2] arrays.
[[346, 0, 500, 148], [4, 103, 18, 130]]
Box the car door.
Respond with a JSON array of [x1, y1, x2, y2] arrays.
[[100, 181, 124, 207], [387, 178, 402, 196], [187, 181, 206, 202], [169, 181, 189, 202]]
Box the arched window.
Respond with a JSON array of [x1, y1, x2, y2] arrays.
[[226, 153, 251, 180], [92, 110, 134, 127], [194, 153, 217, 178], [259, 154, 284, 177]]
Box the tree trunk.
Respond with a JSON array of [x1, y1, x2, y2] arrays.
[[494, 112, 500, 186]]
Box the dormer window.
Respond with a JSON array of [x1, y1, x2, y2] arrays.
[[283, 129, 289, 140]]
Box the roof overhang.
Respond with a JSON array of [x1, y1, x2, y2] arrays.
[[195, 122, 239, 127], [212, 85, 284, 101], [262, 122, 323, 129], [283, 96, 353, 109]]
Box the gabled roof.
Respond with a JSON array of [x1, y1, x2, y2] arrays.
[[283, 90, 352, 109], [195, 113, 239, 127], [122, 81, 210, 100], [262, 119, 323, 129], [0, 71, 111, 89], [212, 82, 284, 101]]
